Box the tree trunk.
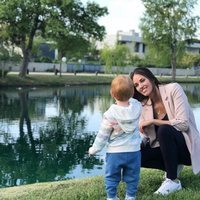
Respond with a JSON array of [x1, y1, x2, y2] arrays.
[[19, 91, 36, 156], [19, 25, 35, 78], [19, 49, 30, 77], [1, 64, 4, 79]]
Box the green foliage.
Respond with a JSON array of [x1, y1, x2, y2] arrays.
[[34, 56, 53, 63], [86, 38, 101, 62], [177, 53, 200, 68], [140, 0, 200, 79], [142, 44, 171, 67], [0, 48, 9, 78], [130, 54, 142, 66], [0, 45, 22, 63], [31, 37, 47, 60], [0, 43, 22, 78], [100, 45, 113, 73], [0, 0, 108, 77], [113, 45, 132, 66], [100, 44, 133, 73], [0, 69, 8, 78], [0, 46, 9, 61], [43, 0, 108, 61], [55, 35, 90, 60]]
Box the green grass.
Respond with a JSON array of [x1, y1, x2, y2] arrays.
[[0, 73, 114, 87], [0, 73, 200, 87], [158, 76, 200, 84], [0, 167, 199, 200], [0, 73, 199, 199]]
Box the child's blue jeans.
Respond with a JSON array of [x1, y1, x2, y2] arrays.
[[105, 151, 141, 199]]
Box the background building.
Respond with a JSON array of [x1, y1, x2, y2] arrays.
[[99, 29, 200, 58], [117, 29, 146, 58]]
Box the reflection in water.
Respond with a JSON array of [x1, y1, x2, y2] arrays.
[[0, 85, 112, 188], [0, 84, 199, 188]]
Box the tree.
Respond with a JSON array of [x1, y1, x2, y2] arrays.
[[140, 0, 200, 81], [100, 44, 132, 73], [178, 52, 200, 68], [0, 45, 9, 78], [0, 42, 22, 78], [113, 44, 132, 67], [0, 0, 108, 77], [54, 35, 90, 61]]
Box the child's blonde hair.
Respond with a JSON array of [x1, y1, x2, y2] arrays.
[[110, 75, 134, 101]]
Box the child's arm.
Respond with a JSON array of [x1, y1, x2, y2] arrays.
[[88, 115, 113, 156]]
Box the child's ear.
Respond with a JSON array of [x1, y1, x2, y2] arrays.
[[110, 89, 113, 97]]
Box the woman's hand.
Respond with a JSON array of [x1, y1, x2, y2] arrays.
[[139, 119, 171, 133], [139, 120, 154, 133]]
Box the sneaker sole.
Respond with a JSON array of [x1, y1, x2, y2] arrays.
[[154, 186, 182, 196]]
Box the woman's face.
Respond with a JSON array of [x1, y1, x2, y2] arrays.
[[132, 74, 153, 96]]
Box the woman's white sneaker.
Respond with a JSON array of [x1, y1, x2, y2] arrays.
[[154, 178, 182, 195]]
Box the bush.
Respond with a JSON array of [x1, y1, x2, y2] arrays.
[[177, 53, 200, 68], [46, 68, 55, 72], [34, 57, 53, 63], [137, 63, 157, 68], [0, 69, 9, 78]]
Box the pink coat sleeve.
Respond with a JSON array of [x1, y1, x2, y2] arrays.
[[166, 83, 190, 132]]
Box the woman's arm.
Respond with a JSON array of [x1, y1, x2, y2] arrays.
[[140, 119, 171, 133], [140, 83, 190, 133], [167, 83, 190, 132]]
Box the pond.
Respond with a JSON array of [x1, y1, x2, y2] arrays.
[[0, 83, 200, 188]]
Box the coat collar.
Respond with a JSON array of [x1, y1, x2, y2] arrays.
[[159, 85, 168, 101]]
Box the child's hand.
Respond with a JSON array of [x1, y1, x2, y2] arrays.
[[88, 147, 95, 156]]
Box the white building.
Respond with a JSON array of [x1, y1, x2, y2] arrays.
[[185, 40, 200, 54], [117, 29, 146, 58], [98, 30, 146, 58], [96, 34, 117, 49], [99, 29, 200, 58]]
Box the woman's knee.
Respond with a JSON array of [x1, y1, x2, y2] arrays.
[[157, 124, 174, 139]]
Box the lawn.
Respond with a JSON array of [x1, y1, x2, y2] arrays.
[[0, 73, 114, 87], [0, 167, 199, 200], [1, 73, 200, 87], [1, 73, 200, 199]]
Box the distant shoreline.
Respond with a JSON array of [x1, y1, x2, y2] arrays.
[[0, 72, 200, 87]]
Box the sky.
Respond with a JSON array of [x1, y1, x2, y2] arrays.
[[81, 0, 200, 36]]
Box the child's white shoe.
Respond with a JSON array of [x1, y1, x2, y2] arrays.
[[125, 195, 136, 200]]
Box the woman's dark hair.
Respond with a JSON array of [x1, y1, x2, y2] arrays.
[[130, 67, 160, 102]]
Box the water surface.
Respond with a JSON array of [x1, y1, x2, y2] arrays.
[[0, 83, 199, 188]]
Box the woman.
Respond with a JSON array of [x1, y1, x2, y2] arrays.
[[130, 67, 200, 196]]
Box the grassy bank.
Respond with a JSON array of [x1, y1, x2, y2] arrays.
[[0, 167, 199, 200], [0, 73, 200, 87], [0, 73, 114, 87]]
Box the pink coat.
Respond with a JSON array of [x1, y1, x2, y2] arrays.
[[140, 82, 200, 174]]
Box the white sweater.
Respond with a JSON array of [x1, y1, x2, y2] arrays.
[[89, 98, 142, 154]]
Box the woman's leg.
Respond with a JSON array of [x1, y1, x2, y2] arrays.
[[141, 124, 191, 180], [141, 145, 165, 170], [157, 124, 191, 180]]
